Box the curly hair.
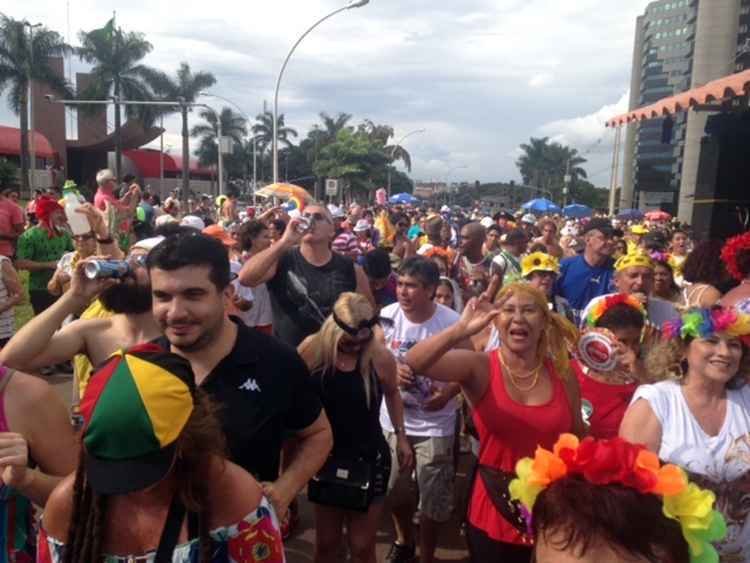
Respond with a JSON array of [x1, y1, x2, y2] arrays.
[[645, 336, 750, 388], [682, 240, 728, 285], [63, 392, 226, 563]]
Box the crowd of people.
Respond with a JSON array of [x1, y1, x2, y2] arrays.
[[0, 170, 746, 562]]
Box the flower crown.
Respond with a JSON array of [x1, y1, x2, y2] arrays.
[[615, 251, 654, 272], [509, 434, 726, 563], [521, 252, 559, 278], [662, 307, 750, 346], [586, 293, 646, 328], [423, 246, 452, 261], [720, 231, 750, 282]]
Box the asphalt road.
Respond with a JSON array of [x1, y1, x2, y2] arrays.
[[48, 373, 472, 562]]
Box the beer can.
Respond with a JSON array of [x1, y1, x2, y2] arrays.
[[84, 260, 131, 280], [295, 215, 312, 234]]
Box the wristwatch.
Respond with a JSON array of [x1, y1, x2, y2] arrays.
[[393, 425, 406, 436]]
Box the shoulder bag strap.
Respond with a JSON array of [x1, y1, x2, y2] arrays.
[[154, 495, 188, 563]]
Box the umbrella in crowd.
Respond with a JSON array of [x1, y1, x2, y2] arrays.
[[617, 208, 644, 220], [562, 203, 593, 218], [389, 192, 419, 205], [254, 183, 314, 201], [645, 210, 671, 222], [522, 198, 561, 215]]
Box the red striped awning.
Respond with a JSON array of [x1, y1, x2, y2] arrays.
[[606, 69, 750, 127]]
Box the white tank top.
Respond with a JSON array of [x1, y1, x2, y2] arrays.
[[631, 381, 750, 559]]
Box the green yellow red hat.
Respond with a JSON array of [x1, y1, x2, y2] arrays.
[[80, 343, 196, 495]]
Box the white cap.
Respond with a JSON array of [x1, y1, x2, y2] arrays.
[[353, 219, 371, 233], [480, 217, 494, 228], [180, 215, 205, 231], [327, 204, 346, 219], [155, 214, 178, 228], [440, 205, 451, 213], [521, 213, 536, 224], [131, 236, 165, 253]]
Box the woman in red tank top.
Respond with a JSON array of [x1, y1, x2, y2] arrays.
[[405, 282, 584, 563]]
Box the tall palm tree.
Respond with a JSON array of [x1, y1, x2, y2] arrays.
[[516, 136, 552, 188], [0, 16, 71, 191], [318, 111, 352, 144], [151, 62, 216, 194], [251, 110, 297, 181], [191, 107, 247, 183], [77, 19, 169, 182]]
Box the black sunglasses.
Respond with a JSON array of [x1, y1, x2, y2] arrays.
[[303, 211, 330, 223]]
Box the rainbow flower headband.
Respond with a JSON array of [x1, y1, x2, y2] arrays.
[[662, 307, 750, 346], [586, 293, 646, 328], [509, 434, 726, 563]]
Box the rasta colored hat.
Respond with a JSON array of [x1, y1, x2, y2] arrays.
[[521, 252, 559, 278], [615, 252, 654, 272], [80, 343, 196, 495], [509, 434, 726, 563], [586, 293, 646, 328]]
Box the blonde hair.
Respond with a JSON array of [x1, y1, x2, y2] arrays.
[[298, 292, 377, 407], [496, 282, 579, 379]]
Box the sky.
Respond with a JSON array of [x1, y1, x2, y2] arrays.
[[0, 0, 652, 186]]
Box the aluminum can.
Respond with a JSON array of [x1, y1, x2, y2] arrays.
[[84, 260, 132, 280]]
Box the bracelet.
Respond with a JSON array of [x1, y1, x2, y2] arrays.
[[96, 236, 114, 244]]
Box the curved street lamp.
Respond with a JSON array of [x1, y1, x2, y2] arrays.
[[272, 0, 370, 184]]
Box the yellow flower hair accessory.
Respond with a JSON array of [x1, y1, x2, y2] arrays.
[[510, 434, 726, 563], [521, 252, 560, 278], [615, 252, 654, 272]]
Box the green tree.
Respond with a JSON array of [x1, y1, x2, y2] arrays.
[[77, 19, 169, 182], [0, 158, 18, 188], [151, 62, 216, 194], [516, 137, 588, 202], [251, 111, 298, 182], [0, 16, 71, 192], [313, 128, 389, 201]]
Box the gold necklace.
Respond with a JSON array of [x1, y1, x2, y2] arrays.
[[499, 352, 544, 392]]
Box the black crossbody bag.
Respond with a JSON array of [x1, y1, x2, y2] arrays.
[[308, 369, 378, 512]]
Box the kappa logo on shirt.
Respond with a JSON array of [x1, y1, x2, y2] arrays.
[[238, 378, 262, 392]]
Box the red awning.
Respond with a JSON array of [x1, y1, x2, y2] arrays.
[[606, 69, 750, 127], [0, 125, 57, 159], [171, 156, 214, 177], [124, 148, 178, 178]]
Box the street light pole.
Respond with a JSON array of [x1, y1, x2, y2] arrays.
[[272, 0, 369, 184], [387, 128, 426, 196]]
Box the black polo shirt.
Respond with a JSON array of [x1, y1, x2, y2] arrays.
[[156, 319, 322, 482]]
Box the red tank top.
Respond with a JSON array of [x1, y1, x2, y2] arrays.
[[468, 350, 573, 544], [576, 369, 637, 439]]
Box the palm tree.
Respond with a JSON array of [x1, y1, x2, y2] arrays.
[[318, 111, 352, 144], [151, 62, 216, 194], [251, 110, 297, 181], [517, 136, 552, 188], [0, 16, 71, 192], [516, 137, 588, 201], [77, 19, 169, 182], [191, 107, 247, 184]]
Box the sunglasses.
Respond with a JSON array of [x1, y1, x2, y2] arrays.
[[302, 212, 331, 224]]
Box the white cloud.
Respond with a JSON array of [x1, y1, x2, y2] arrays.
[[539, 92, 629, 148], [528, 73, 554, 88]]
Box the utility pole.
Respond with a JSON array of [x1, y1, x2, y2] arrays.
[[24, 22, 42, 192], [563, 159, 571, 207]]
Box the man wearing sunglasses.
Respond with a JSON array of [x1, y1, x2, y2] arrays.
[[240, 204, 374, 347]]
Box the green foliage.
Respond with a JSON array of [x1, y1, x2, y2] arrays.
[[191, 107, 247, 167], [570, 179, 609, 210], [516, 137, 588, 202], [0, 158, 18, 188], [313, 128, 389, 200]]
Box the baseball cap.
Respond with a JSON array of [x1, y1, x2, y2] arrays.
[[80, 344, 196, 495], [521, 213, 536, 225], [202, 224, 236, 247], [131, 236, 165, 254], [582, 218, 614, 237], [353, 219, 371, 233], [180, 215, 206, 231]]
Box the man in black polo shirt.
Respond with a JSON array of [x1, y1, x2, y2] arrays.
[[147, 233, 332, 518]]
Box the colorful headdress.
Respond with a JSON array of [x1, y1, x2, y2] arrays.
[[35, 196, 64, 237], [662, 307, 750, 346], [509, 434, 726, 563], [283, 195, 306, 214], [721, 231, 750, 281], [521, 252, 559, 278], [586, 293, 646, 328], [630, 224, 649, 235], [615, 251, 654, 272], [649, 250, 672, 265]]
